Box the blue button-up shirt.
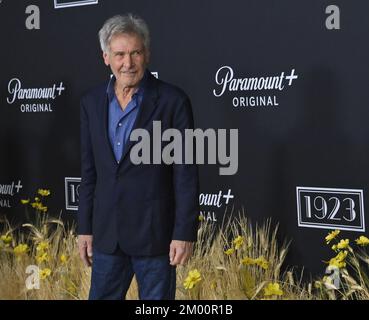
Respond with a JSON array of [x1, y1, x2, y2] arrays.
[[107, 74, 146, 163]]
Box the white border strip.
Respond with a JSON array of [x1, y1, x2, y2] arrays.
[[54, 0, 98, 9]]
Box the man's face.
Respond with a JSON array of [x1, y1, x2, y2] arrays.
[[103, 33, 149, 89]]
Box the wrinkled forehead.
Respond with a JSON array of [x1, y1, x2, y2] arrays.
[[108, 32, 146, 52]]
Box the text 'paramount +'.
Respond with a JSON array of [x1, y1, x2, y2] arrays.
[[6, 78, 65, 112], [213, 65, 298, 107], [129, 121, 238, 176]]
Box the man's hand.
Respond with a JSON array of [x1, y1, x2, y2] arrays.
[[78, 235, 93, 267], [169, 240, 194, 266]]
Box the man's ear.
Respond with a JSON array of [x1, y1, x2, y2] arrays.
[[103, 51, 110, 66]]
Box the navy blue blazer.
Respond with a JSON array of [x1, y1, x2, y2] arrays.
[[77, 71, 200, 256]]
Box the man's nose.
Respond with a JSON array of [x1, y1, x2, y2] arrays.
[[123, 54, 133, 68]]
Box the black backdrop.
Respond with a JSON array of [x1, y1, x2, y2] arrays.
[[1, 0, 369, 276]]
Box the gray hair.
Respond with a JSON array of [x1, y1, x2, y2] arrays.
[[98, 13, 150, 53]]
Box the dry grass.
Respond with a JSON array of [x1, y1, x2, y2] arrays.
[[176, 216, 311, 300], [1, 211, 369, 300]]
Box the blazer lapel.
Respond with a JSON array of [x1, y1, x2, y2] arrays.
[[96, 85, 117, 165]]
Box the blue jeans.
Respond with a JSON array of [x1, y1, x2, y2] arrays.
[[88, 247, 176, 300]]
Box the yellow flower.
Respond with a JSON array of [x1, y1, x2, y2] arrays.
[[241, 256, 269, 269], [198, 215, 204, 221], [233, 236, 244, 250], [331, 244, 337, 251], [329, 250, 348, 269], [14, 244, 29, 255], [337, 250, 348, 260], [263, 282, 284, 296], [183, 269, 202, 290], [31, 202, 42, 209], [1, 235, 12, 245], [60, 254, 68, 264], [20, 199, 30, 204], [325, 230, 340, 244], [39, 268, 51, 280], [356, 236, 369, 246], [38, 189, 51, 197], [224, 248, 234, 255], [38, 204, 48, 213], [31, 202, 47, 213], [34, 197, 40, 202], [337, 239, 350, 249], [31, 202, 38, 209], [36, 252, 49, 264], [36, 241, 49, 252], [241, 257, 256, 265], [255, 256, 269, 270]]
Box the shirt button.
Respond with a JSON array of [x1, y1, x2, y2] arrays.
[[118, 123, 122, 127], [117, 142, 121, 146]]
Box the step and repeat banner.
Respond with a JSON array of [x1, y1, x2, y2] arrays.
[[1, 0, 369, 275]]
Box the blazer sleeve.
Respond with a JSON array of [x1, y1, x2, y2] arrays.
[[77, 97, 97, 235], [171, 95, 200, 242]]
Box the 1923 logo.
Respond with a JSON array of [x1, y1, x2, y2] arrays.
[[296, 187, 365, 232], [65, 177, 81, 211]]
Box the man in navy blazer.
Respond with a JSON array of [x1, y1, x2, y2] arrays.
[[77, 14, 199, 300]]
